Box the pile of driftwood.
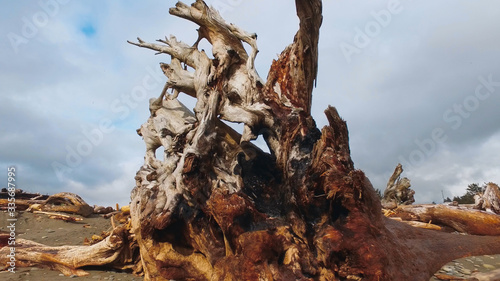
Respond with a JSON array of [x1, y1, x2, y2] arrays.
[[0, 189, 139, 275], [379, 166, 500, 236], [0, 189, 121, 218], [1, 1, 500, 280]]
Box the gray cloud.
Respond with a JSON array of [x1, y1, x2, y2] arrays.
[[315, 0, 500, 202]]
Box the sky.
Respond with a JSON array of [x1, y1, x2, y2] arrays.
[[1, 0, 500, 207]]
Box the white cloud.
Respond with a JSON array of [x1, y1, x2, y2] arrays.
[[66, 158, 140, 207]]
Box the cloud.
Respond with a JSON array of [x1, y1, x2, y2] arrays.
[[308, 0, 500, 203]]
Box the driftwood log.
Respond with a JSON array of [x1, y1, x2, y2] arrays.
[[0, 224, 139, 276], [2, 1, 500, 280], [0, 189, 48, 211], [0, 189, 110, 216], [390, 204, 500, 236], [30, 192, 94, 217]]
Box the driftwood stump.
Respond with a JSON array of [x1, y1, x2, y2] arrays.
[[127, 1, 500, 280], [381, 163, 415, 209], [2, 1, 500, 280], [474, 182, 500, 214]]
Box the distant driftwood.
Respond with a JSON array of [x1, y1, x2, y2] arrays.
[[381, 163, 415, 209], [474, 182, 500, 214]]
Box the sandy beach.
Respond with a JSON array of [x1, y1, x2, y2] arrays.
[[1, 210, 500, 280], [0, 210, 139, 281]]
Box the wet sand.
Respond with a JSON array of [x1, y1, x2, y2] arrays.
[[430, 254, 500, 281]]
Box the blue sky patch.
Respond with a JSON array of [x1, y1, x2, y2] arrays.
[[80, 23, 96, 38]]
